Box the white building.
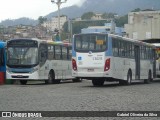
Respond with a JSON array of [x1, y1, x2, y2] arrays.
[[125, 10, 160, 40], [43, 16, 67, 31], [81, 22, 124, 36], [91, 13, 103, 20]]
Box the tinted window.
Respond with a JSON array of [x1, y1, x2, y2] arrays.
[[55, 46, 61, 60], [74, 34, 107, 52]]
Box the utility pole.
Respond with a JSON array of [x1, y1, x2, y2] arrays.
[[51, 0, 67, 41]]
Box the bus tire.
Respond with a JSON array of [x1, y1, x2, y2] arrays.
[[20, 80, 27, 85], [52, 71, 61, 84], [46, 71, 54, 84], [126, 70, 132, 85], [144, 70, 152, 84], [92, 79, 104, 86]]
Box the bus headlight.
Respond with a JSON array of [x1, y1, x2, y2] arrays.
[[6, 67, 12, 73]]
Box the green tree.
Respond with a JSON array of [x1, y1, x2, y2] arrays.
[[131, 8, 141, 12], [81, 12, 95, 20], [102, 12, 116, 19], [115, 15, 128, 27], [114, 8, 141, 27], [60, 31, 68, 41], [63, 20, 108, 35], [38, 16, 47, 24]]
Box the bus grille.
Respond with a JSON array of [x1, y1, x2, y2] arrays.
[[11, 76, 29, 78]]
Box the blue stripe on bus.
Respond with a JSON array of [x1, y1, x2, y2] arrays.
[[106, 36, 112, 56], [72, 49, 76, 57], [72, 40, 76, 57], [0, 41, 6, 72]]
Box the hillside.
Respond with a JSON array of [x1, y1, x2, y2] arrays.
[[0, 0, 160, 26], [0, 18, 38, 27], [46, 0, 160, 19]]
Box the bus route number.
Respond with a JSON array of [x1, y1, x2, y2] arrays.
[[96, 40, 104, 45]]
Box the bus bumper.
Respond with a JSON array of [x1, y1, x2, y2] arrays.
[[72, 71, 112, 78], [6, 71, 40, 80]]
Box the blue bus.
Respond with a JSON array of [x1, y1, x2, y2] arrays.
[[0, 41, 6, 83]]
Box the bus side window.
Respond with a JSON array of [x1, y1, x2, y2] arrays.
[[121, 41, 125, 57], [118, 40, 121, 57], [55, 45, 61, 60], [68, 46, 72, 60], [48, 45, 54, 60], [131, 43, 135, 58], [62, 46, 67, 60], [112, 38, 118, 56], [39, 44, 47, 63]]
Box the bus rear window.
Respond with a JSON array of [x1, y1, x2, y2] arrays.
[[74, 34, 107, 52]]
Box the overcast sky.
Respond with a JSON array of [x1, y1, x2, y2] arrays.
[[0, 0, 85, 22]]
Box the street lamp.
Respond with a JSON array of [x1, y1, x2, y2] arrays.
[[51, 0, 67, 40]]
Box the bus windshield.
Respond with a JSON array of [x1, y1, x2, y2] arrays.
[[7, 47, 38, 66], [74, 34, 107, 52]]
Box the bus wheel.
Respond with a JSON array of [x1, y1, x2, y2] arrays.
[[20, 80, 27, 85], [72, 78, 82, 82], [50, 71, 61, 84], [126, 71, 132, 85], [144, 70, 152, 84], [46, 71, 54, 84], [92, 79, 104, 86]]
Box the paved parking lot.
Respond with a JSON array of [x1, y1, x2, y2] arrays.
[[1, 79, 160, 120]]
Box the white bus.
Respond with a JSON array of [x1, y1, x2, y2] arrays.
[[141, 39, 160, 78], [6, 38, 77, 85], [72, 33, 156, 86]]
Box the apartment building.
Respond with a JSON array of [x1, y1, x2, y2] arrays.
[[43, 16, 67, 31], [125, 10, 160, 40], [91, 13, 103, 20]]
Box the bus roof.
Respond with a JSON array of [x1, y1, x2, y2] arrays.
[[7, 38, 72, 47], [109, 34, 156, 48], [8, 38, 44, 41], [74, 32, 107, 36], [7, 38, 47, 43], [47, 40, 72, 46], [140, 39, 160, 43]]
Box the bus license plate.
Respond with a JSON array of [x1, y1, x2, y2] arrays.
[[88, 69, 94, 72]]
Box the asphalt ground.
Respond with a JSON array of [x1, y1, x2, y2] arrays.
[[1, 79, 160, 120]]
